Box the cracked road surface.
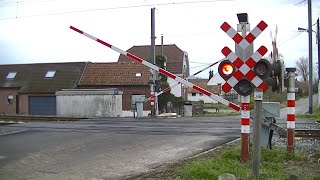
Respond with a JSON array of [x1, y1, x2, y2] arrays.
[[0, 117, 240, 179]]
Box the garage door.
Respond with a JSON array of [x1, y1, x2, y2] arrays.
[[29, 96, 56, 115]]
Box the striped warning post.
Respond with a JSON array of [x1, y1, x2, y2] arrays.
[[221, 46, 268, 93], [287, 93, 295, 129], [70, 26, 241, 112], [287, 90, 295, 153], [240, 95, 250, 162], [220, 20, 268, 50], [150, 92, 155, 106], [241, 96, 250, 133]]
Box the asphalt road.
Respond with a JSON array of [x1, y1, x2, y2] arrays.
[[279, 95, 318, 120], [0, 117, 240, 180]]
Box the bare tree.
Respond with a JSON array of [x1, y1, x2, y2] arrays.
[[296, 57, 308, 81]]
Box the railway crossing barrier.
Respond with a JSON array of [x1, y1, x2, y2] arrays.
[[69, 26, 241, 112]]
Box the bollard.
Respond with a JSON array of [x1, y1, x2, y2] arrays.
[[286, 68, 296, 153]]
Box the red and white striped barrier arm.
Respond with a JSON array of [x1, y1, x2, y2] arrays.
[[70, 26, 241, 111], [148, 58, 225, 100]]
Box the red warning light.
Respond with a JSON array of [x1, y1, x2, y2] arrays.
[[221, 63, 234, 76], [218, 60, 234, 81]]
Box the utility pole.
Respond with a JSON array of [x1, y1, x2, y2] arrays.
[[161, 34, 164, 55], [308, 0, 313, 114], [317, 18, 319, 79], [151, 8, 158, 116], [317, 18, 320, 108]]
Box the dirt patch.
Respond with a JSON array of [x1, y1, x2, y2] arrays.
[[284, 160, 320, 179], [124, 139, 240, 179]]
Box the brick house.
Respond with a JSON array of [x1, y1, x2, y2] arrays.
[[118, 44, 190, 99], [0, 62, 86, 115], [187, 79, 221, 103], [77, 62, 152, 117]]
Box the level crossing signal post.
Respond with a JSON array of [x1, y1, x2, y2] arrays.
[[219, 14, 270, 166]]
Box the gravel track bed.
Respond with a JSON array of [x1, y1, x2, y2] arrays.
[[273, 123, 320, 162]]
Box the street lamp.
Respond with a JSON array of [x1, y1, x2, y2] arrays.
[[298, 17, 320, 112]]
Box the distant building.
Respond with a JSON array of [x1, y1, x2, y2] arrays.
[[0, 62, 86, 115], [118, 44, 190, 99], [207, 73, 224, 86], [187, 79, 221, 103], [77, 62, 152, 117]]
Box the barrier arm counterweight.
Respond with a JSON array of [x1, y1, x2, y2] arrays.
[[70, 26, 241, 112], [148, 58, 225, 100]]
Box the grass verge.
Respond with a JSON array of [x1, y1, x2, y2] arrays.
[[296, 106, 320, 121], [177, 146, 318, 180], [194, 111, 240, 117], [130, 141, 319, 180]]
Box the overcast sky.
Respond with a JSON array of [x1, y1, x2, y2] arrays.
[[0, 0, 319, 78]]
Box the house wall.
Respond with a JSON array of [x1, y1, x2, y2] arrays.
[[19, 94, 28, 115], [56, 90, 122, 118], [187, 93, 218, 103], [0, 89, 18, 115], [77, 85, 152, 111]]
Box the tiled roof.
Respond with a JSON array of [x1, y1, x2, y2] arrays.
[[187, 79, 221, 94], [0, 62, 87, 94], [118, 44, 188, 75], [79, 62, 152, 86]]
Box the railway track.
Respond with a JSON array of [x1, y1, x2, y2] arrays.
[[295, 129, 320, 139]]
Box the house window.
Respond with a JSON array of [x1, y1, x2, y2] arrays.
[[6, 72, 17, 79], [7, 95, 14, 105], [192, 93, 196, 96], [45, 70, 56, 78]]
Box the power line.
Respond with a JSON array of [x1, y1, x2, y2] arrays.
[[0, 0, 233, 21], [295, 0, 306, 6], [278, 32, 303, 46], [0, 0, 56, 7], [189, 61, 212, 65]]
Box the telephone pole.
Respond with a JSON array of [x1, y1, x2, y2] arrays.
[[317, 18, 320, 108], [307, 0, 313, 114], [151, 8, 159, 116]]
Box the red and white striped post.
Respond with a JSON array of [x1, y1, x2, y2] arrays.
[[286, 68, 296, 153], [150, 91, 155, 115], [241, 95, 250, 162]]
